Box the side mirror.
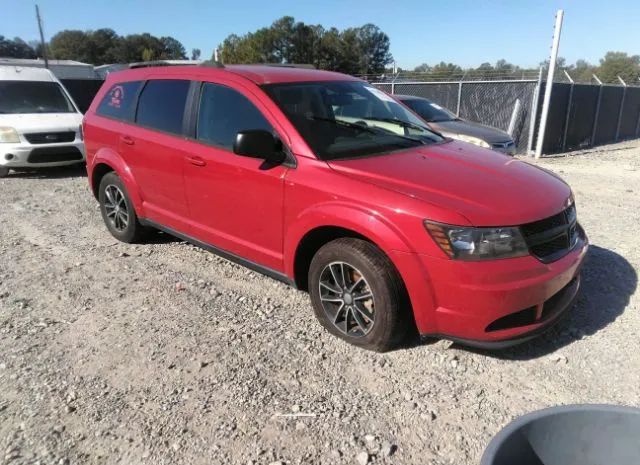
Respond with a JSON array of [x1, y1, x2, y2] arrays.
[[233, 130, 286, 165]]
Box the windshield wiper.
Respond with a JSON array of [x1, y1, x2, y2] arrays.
[[363, 116, 427, 132], [308, 115, 378, 134], [309, 115, 425, 146]]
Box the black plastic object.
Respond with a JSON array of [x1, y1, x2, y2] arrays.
[[481, 404, 640, 465]]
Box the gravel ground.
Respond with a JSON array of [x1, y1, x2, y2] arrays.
[[1, 140, 639, 465]]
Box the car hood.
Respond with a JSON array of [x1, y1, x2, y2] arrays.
[[0, 113, 83, 133], [429, 119, 512, 143], [327, 141, 571, 226]]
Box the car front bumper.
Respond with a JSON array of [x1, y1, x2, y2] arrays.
[[0, 140, 86, 168], [392, 232, 589, 348]]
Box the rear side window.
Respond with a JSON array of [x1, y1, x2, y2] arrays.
[[136, 80, 190, 135], [96, 81, 143, 121], [196, 83, 272, 150]]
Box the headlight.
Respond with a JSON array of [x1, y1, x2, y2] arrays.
[[0, 127, 20, 143], [445, 133, 491, 149], [424, 221, 528, 260]]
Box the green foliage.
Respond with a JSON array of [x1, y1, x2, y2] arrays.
[[191, 48, 201, 61], [598, 52, 640, 84], [46, 29, 186, 65], [218, 16, 393, 74], [0, 36, 37, 59]]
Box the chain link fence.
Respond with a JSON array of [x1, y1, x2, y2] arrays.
[[373, 78, 539, 153], [371, 71, 640, 156]]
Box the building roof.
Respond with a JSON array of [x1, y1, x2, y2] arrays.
[[0, 58, 94, 67]]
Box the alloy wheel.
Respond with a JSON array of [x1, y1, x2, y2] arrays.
[[318, 261, 375, 337], [103, 184, 129, 231]]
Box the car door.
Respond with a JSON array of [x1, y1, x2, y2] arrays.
[[123, 78, 192, 232], [182, 81, 289, 272]]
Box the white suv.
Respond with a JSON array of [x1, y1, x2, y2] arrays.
[[0, 65, 85, 177]]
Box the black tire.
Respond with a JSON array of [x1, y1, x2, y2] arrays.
[[98, 172, 151, 243], [308, 238, 410, 352], [0, 167, 9, 178]]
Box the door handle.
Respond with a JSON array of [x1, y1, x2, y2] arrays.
[[120, 135, 135, 146], [186, 155, 206, 167]]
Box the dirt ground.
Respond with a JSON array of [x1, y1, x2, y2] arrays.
[[1, 140, 639, 465]]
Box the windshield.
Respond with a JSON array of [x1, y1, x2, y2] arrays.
[[401, 98, 457, 122], [262, 81, 444, 160], [0, 81, 76, 114]]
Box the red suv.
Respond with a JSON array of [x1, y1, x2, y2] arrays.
[[84, 64, 588, 351]]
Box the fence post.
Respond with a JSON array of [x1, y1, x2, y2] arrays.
[[508, 99, 522, 137], [561, 70, 574, 152], [615, 76, 627, 141], [456, 75, 465, 117], [391, 72, 398, 95], [591, 74, 603, 147], [535, 9, 564, 159], [527, 67, 544, 155]]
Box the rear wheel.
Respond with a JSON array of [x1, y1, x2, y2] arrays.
[[308, 238, 410, 352], [98, 172, 150, 243]]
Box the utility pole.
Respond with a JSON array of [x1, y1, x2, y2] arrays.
[[535, 9, 564, 159], [35, 4, 49, 68]]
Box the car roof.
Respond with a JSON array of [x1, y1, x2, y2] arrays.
[[0, 65, 57, 82], [107, 64, 361, 85]]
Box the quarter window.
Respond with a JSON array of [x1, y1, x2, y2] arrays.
[[96, 80, 143, 121], [197, 83, 272, 150], [136, 80, 190, 135]]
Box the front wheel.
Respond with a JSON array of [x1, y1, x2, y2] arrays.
[[308, 238, 410, 352], [0, 167, 9, 178]]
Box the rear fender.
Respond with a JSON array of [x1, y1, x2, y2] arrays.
[[91, 148, 145, 217]]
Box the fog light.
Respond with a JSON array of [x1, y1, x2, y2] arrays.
[[4, 153, 14, 160]]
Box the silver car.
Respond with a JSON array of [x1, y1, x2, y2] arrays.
[[396, 95, 516, 155]]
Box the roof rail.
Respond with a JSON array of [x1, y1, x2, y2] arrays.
[[262, 63, 316, 69], [128, 60, 201, 69]]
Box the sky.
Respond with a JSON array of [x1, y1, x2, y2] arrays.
[[4, 0, 640, 69]]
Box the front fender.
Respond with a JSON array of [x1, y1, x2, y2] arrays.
[[91, 148, 145, 217], [284, 202, 438, 333]]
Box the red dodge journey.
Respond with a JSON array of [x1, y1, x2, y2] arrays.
[[83, 63, 588, 351]]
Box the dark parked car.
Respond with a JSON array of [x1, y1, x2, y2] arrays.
[[396, 94, 516, 155]]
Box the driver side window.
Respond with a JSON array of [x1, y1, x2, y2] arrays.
[[196, 83, 273, 151]]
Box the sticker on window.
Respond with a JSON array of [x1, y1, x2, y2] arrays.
[[430, 102, 444, 110], [364, 86, 396, 103], [109, 85, 124, 108]]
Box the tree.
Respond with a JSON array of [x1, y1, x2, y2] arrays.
[[49, 30, 92, 61], [413, 63, 431, 73], [572, 59, 596, 82], [88, 28, 120, 64], [191, 48, 201, 60], [356, 24, 392, 74], [431, 62, 463, 78], [0, 36, 37, 58], [217, 16, 393, 74], [597, 51, 640, 84], [47, 29, 187, 64], [160, 36, 187, 59]]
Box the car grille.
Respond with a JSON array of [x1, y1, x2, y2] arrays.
[[492, 141, 515, 150], [27, 147, 83, 164], [24, 131, 76, 144], [521, 203, 579, 263]]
